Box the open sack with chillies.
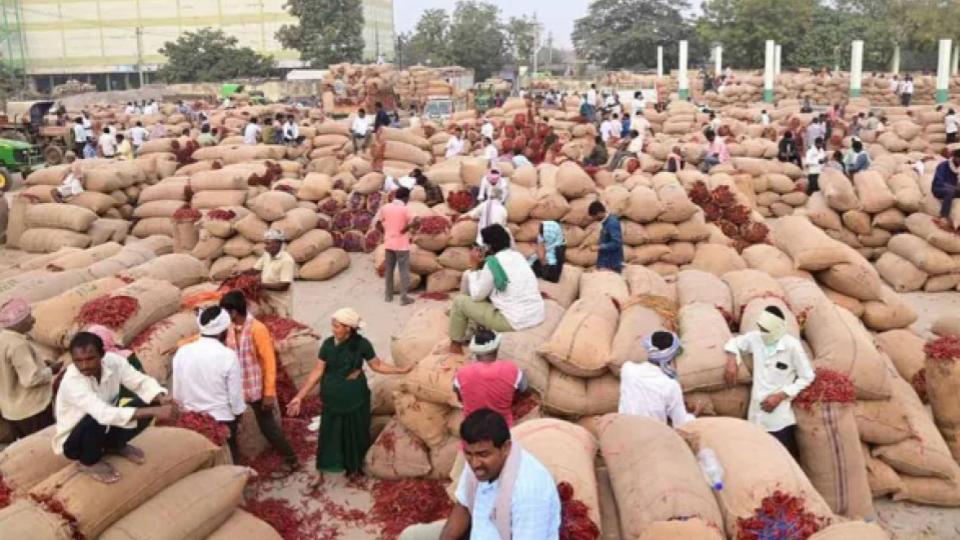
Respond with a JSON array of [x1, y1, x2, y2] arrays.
[[688, 181, 770, 251]]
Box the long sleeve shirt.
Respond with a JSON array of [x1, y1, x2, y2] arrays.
[[0, 330, 53, 421], [172, 337, 246, 422], [477, 176, 510, 204], [618, 362, 693, 427], [250, 320, 279, 398], [597, 214, 624, 272], [465, 250, 545, 331], [53, 352, 167, 454], [724, 332, 815, 432], [933, 160, 959, 192]]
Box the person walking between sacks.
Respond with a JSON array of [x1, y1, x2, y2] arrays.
[[804, 137, 827, 195], [219, 291, 300, 474], [901, 75, 914, 107], [724, 305, 815, 460], [619, 330, 697, 428], [530, 220, 566, 283], [477, 169, 509, 205], [71, 117, 86, 156], [454, 330, 529, 428], [99, 126, 116, 158], [589, 201, 624, 273], [946, 109, 959, 145], [286, 308, 411, 488], [374, 186, 419, 306], [462, 187, 509, 247], [448, 225, 545, 355], [54, 332, 177, 483], [172, 306, 246, 462], [243, 117, 261, 145], [933, 149, 960, 221], [397, 409, 560, 540], [0, 299, 58, 439], [256, 229, 296, 318]]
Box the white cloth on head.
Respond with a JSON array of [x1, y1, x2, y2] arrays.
[[332, 307, 363, 329], [618, 361, 693, 427], [172, 337, 246, 422], [199, 309, 231, 336], [398, 176, 417, 190], [469, 332, 502, 355], [477, 175, 509, 204], [264, 229, 287, 242]]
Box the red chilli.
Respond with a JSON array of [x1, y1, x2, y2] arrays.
[[924, 336, 960, 362], [558, 481, 601, 540], [793, 368, 856, 410], [207, 208, 237, 221], [157, 411, 230, 447], [0, 475, 11, 509], [29, 493, 83, 540], [369, 479, 454, 540], [76, 295, 140, 330], [736, 490, 824, 540]]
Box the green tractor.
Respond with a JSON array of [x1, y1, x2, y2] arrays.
[[0, 138, 42, 191]]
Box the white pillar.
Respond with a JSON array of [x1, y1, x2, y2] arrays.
[[763, 40, 775, 103], [714, 45, 723, 77], [850, 40, 864, 98], [938, 39, 952, 103], [678, 40, 689, 101], [891, 44, 901, 75], [774, 44, 782, 76], [657, 46, 663, 78], [952, 43, 959, 76]]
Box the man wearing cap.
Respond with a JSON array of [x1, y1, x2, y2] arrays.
[[255, 229, 296, 318], [172, 306, 246, 461], [0, 298, 58, 438], [618, 331, 697, 428], [453, 329, 528, 428], [477, 169, 509, 205]]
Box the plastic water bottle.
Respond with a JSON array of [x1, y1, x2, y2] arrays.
[[698, 448, 725, 491]]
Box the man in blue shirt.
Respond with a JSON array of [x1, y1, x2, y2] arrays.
[[374, 101, 392, 131], [589, 201, 623, 273], [933, 149, 960, 219]]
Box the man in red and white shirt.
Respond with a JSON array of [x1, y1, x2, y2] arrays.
[[453, 329, 528, 427], [374, 186, 419, 305]]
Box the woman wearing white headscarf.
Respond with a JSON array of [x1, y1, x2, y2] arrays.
[[286, 308, 411, 486]]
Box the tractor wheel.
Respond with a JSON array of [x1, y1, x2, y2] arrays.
[[0, 167, 12, 192], [44, 145, 65, 166], [0, 130, 27, 143]]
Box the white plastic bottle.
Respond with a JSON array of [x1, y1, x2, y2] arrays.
[[698, 447, 725, 491]]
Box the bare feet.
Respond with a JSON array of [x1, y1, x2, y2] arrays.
[[79, 461, 120, 484], [109, 444, 146, 465]]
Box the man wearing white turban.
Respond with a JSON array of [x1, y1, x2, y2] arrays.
[[256, 229, 296, 317], [0, 298, 59, 438], [172, 306, 246, 461]]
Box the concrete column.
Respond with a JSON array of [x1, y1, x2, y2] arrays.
[[714, 45, 722, 77], [952, 43, 959, 76], [774, 44, 782, 76], [938, 39, 952, 104], [763, 40, 775, 103], [678, 40, 689, 101], [657, 46, 663, 78], [891, 44, 901, 75], [850, 40, 864, 98]]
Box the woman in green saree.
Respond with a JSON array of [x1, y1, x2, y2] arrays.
[[286, 308, 410, 486]]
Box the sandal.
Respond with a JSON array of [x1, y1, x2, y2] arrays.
[[79, 462, 120, 484]]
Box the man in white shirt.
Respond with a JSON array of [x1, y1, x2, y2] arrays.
[[760, 110, 771, 126], [464, 188, 509, 245], [283, 114, 300, 144], [54, 331, 176, 483], [804, 136, 826, 195], [72, 117, 87, 156], [98, 126, 116, 158], [481, 117, 495, 140], [446, 127, 465, 158], [129, 121, 148, 153], [243, 118, 261, 145], [449, 224, 545, 354], [724, 305, 815, 459], [901, 75, 914, 106], [599, 113, 615, 143], [477, 169, 509, 204], [609, 113, 622, 140], [81, 111, 93, 139], [172, 306, 246, 461], [889, 75, 899, 94], [619, 331, 696, 427], [124, 102, 136, 115], [351, 108, 372, 154], [631, 91, 645, 116], [946, 108, 959, 144], [482, 137, 499, 166], [437, 409, 560, 540]]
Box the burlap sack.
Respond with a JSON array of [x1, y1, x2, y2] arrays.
[[70, 191, 119, 214], [905, 213, 960, 253], [853, 170, 896, 213], [132, 312, 200, 383], [862, 443, 904, 498], [299, 248, 349, 281], [99, 465, 251, 540], [624, 185, 662, 223], [556, 161, 595, 199], [579, 270, 629, 304], [139, 179, 188, 203], [0, 500, 73, 540], [538, 265, 582, 308], [622, 264, 673, 300], [820, 167, 860, 212], [30, 277, 128, 348], [609, 303, 667, 375], [656, 181, 698, 223], [690, 243, 747, 277], [539, 297, 619, 377], [393, 391, 450, 448], [26, 203, 97, 232], [875, 251, 927, 292], [205, 510, 282, 540], [79, 278, 182, 347], [500, 300, 563, 395], [677, 270, 734, 315], [677, 303, 747, 392], [808, 522, 891, 540], [191, 190, 247, 209], [861, 286, 918, 332], [875, 330, 926, 387], [0, 269, 91, 305], [19, 229, 91, 253], [638, 519, 724, 540], [271, 207, 320, 242], [925, 349, 960, 453], [773, 216, 851, 271], [398, 349, 465, 407], [817, 258, 884, 302], [894, 474, 960, 507], [0, 426, 71, 495], [390, 306, 450, 369], [801, 192, 842, 230], [888, 233, 956, 275], [722, 269, 784, 319], [365, 419, 432, 479], [287, 230, 334, 263], [122, 253, 208, 288], [804, 302, 891, 399]]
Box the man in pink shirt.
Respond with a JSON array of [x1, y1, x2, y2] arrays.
[[700, 128, 730, 172], [453, 329, 528, 427], [374, 187, 419, 305]]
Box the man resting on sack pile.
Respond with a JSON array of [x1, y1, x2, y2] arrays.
[[256, 228, 296, 318]]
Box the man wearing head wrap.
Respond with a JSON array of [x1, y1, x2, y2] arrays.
[[477, 169, 510, 205], [724, 305, 815, 459], [172, 306, 247, 461], [618, 331, 697, 427], [461, 187, 509, 246], [255, 229, 296, 318], [0, 298, 58, 438], [453, 329, 528, 428]]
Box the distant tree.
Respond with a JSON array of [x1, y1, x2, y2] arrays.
[[277, 0, 365, 66], [506, 16, 537, 68], [157, 28, 274, 83], [697, 0, 815, 68], [573, 0, 695, 70], [445, 1, 508, 80], [403, 8, 453, 66]]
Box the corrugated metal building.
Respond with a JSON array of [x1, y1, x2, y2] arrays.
[[0, 0, 394, 91]]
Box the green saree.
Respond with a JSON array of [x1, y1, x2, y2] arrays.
[[316, 333, 375, 474]]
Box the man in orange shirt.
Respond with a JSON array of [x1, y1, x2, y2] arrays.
[[219, 290, 298, 475]]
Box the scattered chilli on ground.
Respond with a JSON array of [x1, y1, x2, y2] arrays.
[[76, 295, 140, 330], [156, 411, 230, 447], [369, 479, 454, 540], [736, 490, 824, 540]]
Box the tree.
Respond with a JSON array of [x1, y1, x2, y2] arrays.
[[573, 0, 695, 71], [276, 0, 365, 67], [697, 0, 815, 68], [445, 1, 508, 80], [157, 28, 274, 83], [506, 16, 537, 68], [403, 9, 453, 66]]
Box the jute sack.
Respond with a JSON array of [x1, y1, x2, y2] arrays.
[[398, 349, 465, 407], [556, 161, 595, 199], [122, 253, 208, 288], [808, 522, 891, 540], [677, 269, 733, 315], [132, 312, 199, 383], [287, 230, 333, 263], [299, 248, 350, 281], [853, 171, 896, 213], [623, 264, 673, 300], [609, 302, 667, 375], [689, 243, 747, 277], [426, 269, 462, 292], [19, 229, 91, 252], [0, 426, 70, 495], [722, 269, 784, 319], [538, 297, 619, 377], [638, 519, 724, 540], [794, 377, 873, 518], [854, 394, 914, 446], [80, 278, 182, 347], [773, 216, 851, 271], [99, 465, 251, 540], [861, 286, 918, 332], [875, 330, 926, 390], [70, 191, 119, 214], [191, 190, 247, 209], [888, 233, 956, 275], [539, 264, 583, 308], [133, 200, 186, 219], [933, 315, 960, 338], [894, 474, 960, 507], [817, 257, 884, 302], [371, 374, 403, 415], [0, 500, 73, 540], [138, 179, 188, 203], [677, 303, 747, 392], [0, 269, 91, 305], [924, 344, 960, 453], [4, 194, 31, 248], [820, 167, 861, 212], [804, 302, 891, 399], [428, 436, 461, 480], [390, 305, 450, 369], [26, 203, 97, 232], [579, 270, 629, 304], [905, 213, 960, 253], [875, 251, 927, 292], [190, 235, 225, 261], [29, 427, 222, 539], [206, 510, 282, 540], [271, 207, 319, 242], [678, 417, 835, 539], [365, 419, 432, 479], [30, 277, 128, 348], [247, 191, 298, 222], [623, 185, 662, 223], [598, 414, 724, 537], [800, 192, 843, 231], [862, 443, 904, 497], [656, 181, 698, 223], [393, 391, 450, 448], [500, 300, 564, 395]]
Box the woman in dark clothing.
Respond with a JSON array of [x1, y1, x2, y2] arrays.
[[584, 135, 609, 167]]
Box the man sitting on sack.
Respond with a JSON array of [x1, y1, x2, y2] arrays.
[[256, 229, 296, 318], [398, 409, 560, 540], [454, 330, 529, 428]]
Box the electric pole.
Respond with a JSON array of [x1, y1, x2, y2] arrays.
[[135, 26, 145, 88]]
